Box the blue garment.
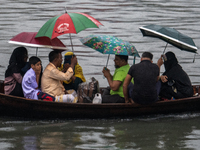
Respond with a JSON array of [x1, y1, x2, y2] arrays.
[[22, 68, 40, 100]]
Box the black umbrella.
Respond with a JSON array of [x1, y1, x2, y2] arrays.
[[139, 24, 198, 54]]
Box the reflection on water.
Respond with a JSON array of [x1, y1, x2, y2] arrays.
[[1, 0, 200, 149], [0, 114, 200, 149]]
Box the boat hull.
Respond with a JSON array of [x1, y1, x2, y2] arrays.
[[0, 92, 200, 119], [0, 81, 200, 119]]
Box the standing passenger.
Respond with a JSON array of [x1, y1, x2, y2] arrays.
[[4, 47, 28, 97]]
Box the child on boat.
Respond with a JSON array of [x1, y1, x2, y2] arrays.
[[22, 56, 55, 101]]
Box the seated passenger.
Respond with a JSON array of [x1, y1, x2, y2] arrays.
[[123, 52, 160, 105], [102, 55, 131, 103], [157, 51, 193, 99], [41, 50, 78, 103], [22, 56, 55, 101], [4, 47, 28, 97], [60, 52, 86, 91]]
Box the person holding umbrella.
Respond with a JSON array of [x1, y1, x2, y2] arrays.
[[157, 51, 193, 100], [102, 55, 131, 103]]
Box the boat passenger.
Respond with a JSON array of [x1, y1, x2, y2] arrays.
[[123, 52, 160, 105], [41, 50, 78, 103], [157, 51, 193, 99], [102, 55, 131, 103], [22, 56, 55, 101], [59, 52, 86, 91], [4, 47, 28, 97]]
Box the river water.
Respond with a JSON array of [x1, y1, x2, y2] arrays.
[[1, 0, 200, 149]]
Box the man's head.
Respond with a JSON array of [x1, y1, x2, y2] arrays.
[[29, 56, 41, 72], [141, 52, 153, 62], [49, 50, 62, 67], [114, 55, 128, 68]]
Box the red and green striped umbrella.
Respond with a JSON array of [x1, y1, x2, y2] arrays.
[[36, 12, 102, 51], [35, 12, 103, 39]]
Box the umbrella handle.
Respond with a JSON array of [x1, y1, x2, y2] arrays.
[[105, 54, 110, 68], [36, 47, 38, 56], [69, 33, 74, 52], [133, 56, 136, 64], [65, 6, 67, 13], [193, 53, 196, 63], [163, 43, 168, 54], [103, 54, 110, 79]]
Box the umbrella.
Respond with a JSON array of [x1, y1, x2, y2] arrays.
[[35, 12, 103, 51], [9, 32, 67, 56], [80, 35, 140, 67], [139, 24, 198, 54]]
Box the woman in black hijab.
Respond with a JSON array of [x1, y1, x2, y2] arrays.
[[4, 47, 28, 97], [159, 51, 193, 99]]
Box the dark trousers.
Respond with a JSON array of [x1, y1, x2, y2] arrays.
[[102, 87, 125, 103], [63, 77, 83, 92], [9, 82, 24, 97], [129, 81, 161, 105]]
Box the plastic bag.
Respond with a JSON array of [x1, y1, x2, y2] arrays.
[[77, 77, 100, 103], [92, 93, 102, 104]]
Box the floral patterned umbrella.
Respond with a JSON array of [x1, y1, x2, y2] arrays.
[[80, 35, 140, 66], [80, 35, 139, 56]]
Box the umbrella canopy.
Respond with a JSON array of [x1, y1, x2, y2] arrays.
[[80, 35, 139, 56], [80, 35, 140, 66], [35, 12, 103, 39], [9, 32, 67, 51], [139, 24, 198, 53]]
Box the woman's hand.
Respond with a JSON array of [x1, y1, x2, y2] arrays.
[[160, 75, 168, 83], [157, 56, 164, 68]]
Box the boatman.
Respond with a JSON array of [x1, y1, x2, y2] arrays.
[[123, 52, 160, 105]]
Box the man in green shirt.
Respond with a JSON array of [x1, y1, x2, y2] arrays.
[[102, 55, 131, 103]]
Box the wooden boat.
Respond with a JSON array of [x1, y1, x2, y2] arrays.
[[0, 80, 200, 119]]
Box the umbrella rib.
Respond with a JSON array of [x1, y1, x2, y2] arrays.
[[139, 27, 198, 51]]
